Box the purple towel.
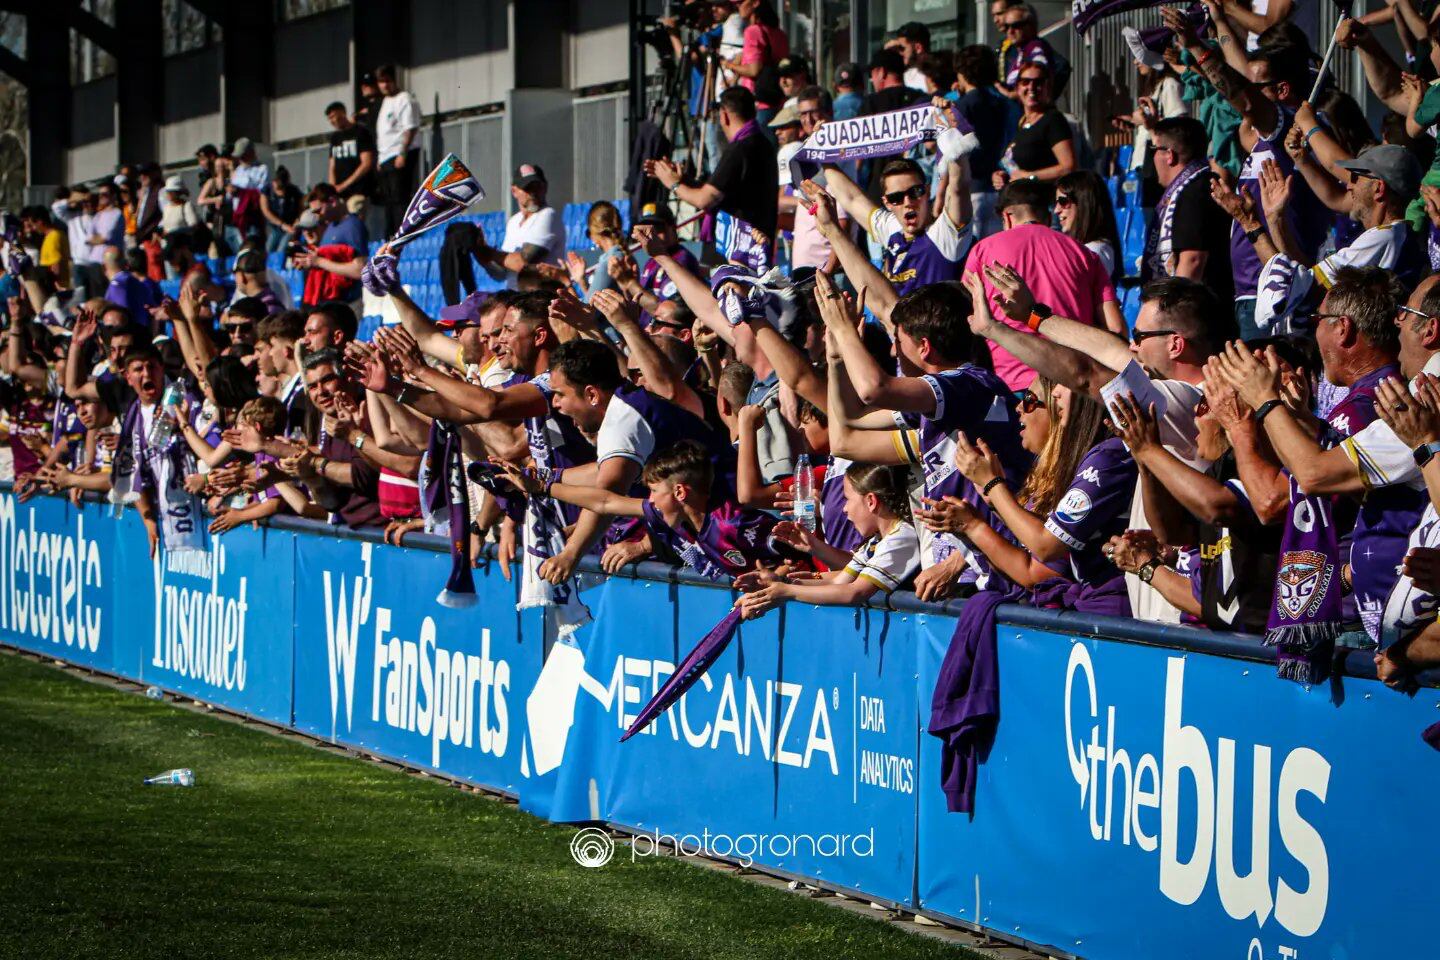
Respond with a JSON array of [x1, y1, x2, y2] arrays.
[[1030, 574, 1131, 617], [928, 588, 1015, 814]]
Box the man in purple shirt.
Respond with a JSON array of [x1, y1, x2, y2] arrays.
[[101, 247, 159, 315], [632, 205, 704, 323]]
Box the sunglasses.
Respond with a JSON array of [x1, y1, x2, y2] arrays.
[[1003, 20, 1027, 29], [1130, 328, 1177, 345], [1017, 76, 1046, 88], [882, 184, 927, 206], [1054, 194, 1075, 208], [1019, 390, 1043, 413], [1195, 396, 1210, 418]]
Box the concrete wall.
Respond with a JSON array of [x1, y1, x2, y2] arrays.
[[407, 0, 512, 112], [569, 0, 629, 89], [160, 47, 224, 165]]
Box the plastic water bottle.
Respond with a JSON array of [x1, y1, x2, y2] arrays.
[[146, 384, 185, 450], [144, 686, 164, 700], [793, 454, 817, 532], [143, 768, 195, 787]]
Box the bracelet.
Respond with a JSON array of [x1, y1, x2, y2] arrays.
[[1253, 398, 1283, 424], [395, 383, 413, 405], [1303, 125, 1323, 145], [981, 476, 1006, 499], [1195, 46, 1216, 68], [1244, 224, 1267, 244]]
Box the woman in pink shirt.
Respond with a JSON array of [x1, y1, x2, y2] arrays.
[[724, 0, 789, 136]]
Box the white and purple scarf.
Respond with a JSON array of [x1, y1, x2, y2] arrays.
[[788, 103, 959, 186], [424, 420, 477, 608], [110, 395, 205, 553], [517, 473, 592, 641], [1144, 160, 1206, 280]]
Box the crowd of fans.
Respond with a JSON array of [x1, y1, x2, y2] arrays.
[[8, 0, 1440, 692]]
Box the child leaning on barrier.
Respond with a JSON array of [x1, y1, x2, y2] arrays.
[[207, 396, 320, 532], [499, 438, 789, 584], [734, 461, 919, 619]]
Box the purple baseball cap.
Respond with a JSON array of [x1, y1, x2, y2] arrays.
[[437, 290, 488, 328]]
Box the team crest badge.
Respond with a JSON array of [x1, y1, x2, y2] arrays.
[[1275, 550, 1332, 621]]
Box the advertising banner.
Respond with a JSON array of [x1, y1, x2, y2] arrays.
[[0, 493, 115, 674], [521, 576, 920, 905], [917, 622, 1440, 960], [291, 536, 541, 797]]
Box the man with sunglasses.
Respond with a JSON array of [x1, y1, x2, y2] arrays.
[[998, 3, 1069, 98], [1146, 117, 1233, 304], [811, 138, 972, 307]]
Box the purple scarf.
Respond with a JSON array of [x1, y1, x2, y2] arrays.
[[1143, 161, 1207, 280], [928, 587, 1019, 814], [1263, 370, 1389, 682], [425, 420, 477, 608]]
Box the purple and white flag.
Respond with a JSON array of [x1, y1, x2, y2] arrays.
[[388, 153, 485, 250], [621, 608, 743, 742], [425, 419, 477, 608], [1075, 0, 1200, 35]]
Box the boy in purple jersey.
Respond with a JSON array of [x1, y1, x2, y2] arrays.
[[500, 440, 783, 583], [819, 273, 1031, 605], [809, 148, 972, 305]]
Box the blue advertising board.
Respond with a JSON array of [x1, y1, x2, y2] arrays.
[[126, 522, 298, 726], [290, 534, 542, 797], [5, 490, 1440, 960], [521, 575, 920, 904], [917, 620, 1440, 960], [0, 493, 117, 674]]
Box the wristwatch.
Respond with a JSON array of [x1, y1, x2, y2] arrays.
[[1244, 224, 1267, 244], [353, 433, 366, 452], [1413, 440, 1440, 468], [1136, 558, 1161, 584], [1026, 303, 1053, 332]]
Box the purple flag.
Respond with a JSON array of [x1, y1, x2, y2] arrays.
[[1122, 7, 1205, 68], [620, 608, 743, 742], [389, 153, 485, 250], [1075, 0, 1198, 36]]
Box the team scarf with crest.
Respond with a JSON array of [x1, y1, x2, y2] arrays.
[[1265, 474, 1343, 683], [1264, 371, 1388, 682], [424, 420, 477, 608], [110, 395, 205, 553]]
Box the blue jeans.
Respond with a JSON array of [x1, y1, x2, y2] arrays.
[[266, 225, 289, 253], [1235, 298, 1260, 341]]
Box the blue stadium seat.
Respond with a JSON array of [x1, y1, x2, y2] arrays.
[[615, 197, 631, 230], [1120, 284, 1142, 331], [1120, 206, 1148, 278], [357, 315, 384, 342], [266, 252, 283, 270], [160, 278, 183, 299], [1116, 145, 1134, 172]]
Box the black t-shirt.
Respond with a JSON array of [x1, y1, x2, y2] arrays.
[[956, 88, 1007, 182], [1170, 171, 1234, 305], [330, 124, 378, 198], [709, 130, 779, 240], [1009, 108, 1071, 175]]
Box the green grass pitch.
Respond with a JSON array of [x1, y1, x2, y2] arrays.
[[0, 651, 979, 960]]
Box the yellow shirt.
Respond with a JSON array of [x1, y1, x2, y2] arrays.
[[39, 228, 69, 276]]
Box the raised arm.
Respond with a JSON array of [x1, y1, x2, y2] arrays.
[[1165, 5, 1278, 144], [800, 180, 900, 328], [825, 330, 910, 465], [382, 275, 461, 366], [593, 287, 704, 419], [962, 268, 1124, 399], [815, 273, 934, 412]]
